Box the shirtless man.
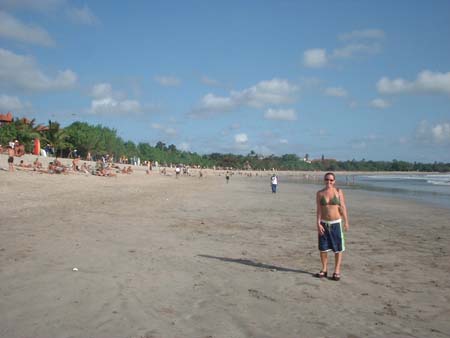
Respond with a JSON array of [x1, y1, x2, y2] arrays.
[[7, 146, 14, 172], [315, 172, 349, 281]]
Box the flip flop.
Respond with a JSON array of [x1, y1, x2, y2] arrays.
[[331, 273, 341, 281], [315, 271, 327, 278]]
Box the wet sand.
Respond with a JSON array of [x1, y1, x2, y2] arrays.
[[1, 155, 449, 338]]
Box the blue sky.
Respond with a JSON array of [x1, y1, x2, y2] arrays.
[[0, 0, 449, 162]]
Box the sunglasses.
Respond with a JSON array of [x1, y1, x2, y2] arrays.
[[324, 178, 334, 182]]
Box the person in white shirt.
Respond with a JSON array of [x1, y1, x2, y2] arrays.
[[271, 174, 278, 193]]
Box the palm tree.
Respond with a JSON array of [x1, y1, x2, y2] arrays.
[[42, 120, 69, 157], [155, 141, 167, 151]]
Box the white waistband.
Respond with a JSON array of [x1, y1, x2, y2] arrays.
[[320, 219, 341, 225]]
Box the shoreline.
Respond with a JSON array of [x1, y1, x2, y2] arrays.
[[2, 153, 448, 209], [1, 153, 447, 175]]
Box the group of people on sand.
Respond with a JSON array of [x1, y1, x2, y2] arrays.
[[8, 155, 137, 177], [14, 157, 68, 174], [94, 161, 132, 176]]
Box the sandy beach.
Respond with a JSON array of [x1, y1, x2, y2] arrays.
[[1, 155, 449, 338]]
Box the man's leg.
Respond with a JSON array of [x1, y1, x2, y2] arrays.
[[9, 158, 14, 172], [320, 251, 328, 272], [334, 252, 343, 275]]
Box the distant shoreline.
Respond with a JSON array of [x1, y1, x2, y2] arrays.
[[0, 153, 446, 177]]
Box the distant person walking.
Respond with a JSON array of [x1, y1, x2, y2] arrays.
[[270, 173, 278, 193], [225, 171, 230, 183], [315, 172, 349, 281]]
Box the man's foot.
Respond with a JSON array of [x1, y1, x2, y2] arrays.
[[331, 272, 341, 281], [314, 271, 327, 278]]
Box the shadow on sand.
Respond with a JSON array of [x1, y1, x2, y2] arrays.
[[198, 254, 313, 275]]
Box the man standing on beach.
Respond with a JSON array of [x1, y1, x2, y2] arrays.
[[271, 173, 278, 193], [7, 145, 14, 172]]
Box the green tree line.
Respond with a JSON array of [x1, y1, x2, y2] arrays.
[[1, 119, 449, 172]]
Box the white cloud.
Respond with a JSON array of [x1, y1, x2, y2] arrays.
[[324, 87, 348, 97], [370, 98, 390, 109], [431, 124, 450, 143], [234, 133, 248, 144], [0, 94, 29, 111], [198, 93, 235, 113], [90, 98, 141, 115], [332, 43, 381, 58], [304, 29, 385, 65], [377, 70, 450, 95], [89, 82, 141, 115], [303, 49, 327, 68], [0, 11, 54, 46], [90, 83, 121, 101], [279, 139, 288, 144], [377, 77, 412, 94], [91, 83, 113, 99], [191, 78, 298, 117], [264, 108, 297, 121], [151, 123, 177, 136], [339, 29, 385, 41], [0, 48, 77, 92], [67, 5, 98, 25], [234, 78, 298, 107], [154, 75, 181, 87], [415, 120, 450, 144]]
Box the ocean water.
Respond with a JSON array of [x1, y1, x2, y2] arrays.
[[347, 173, 450, 209]]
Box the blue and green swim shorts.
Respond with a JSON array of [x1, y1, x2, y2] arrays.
[[318, 219, 345, 253]]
